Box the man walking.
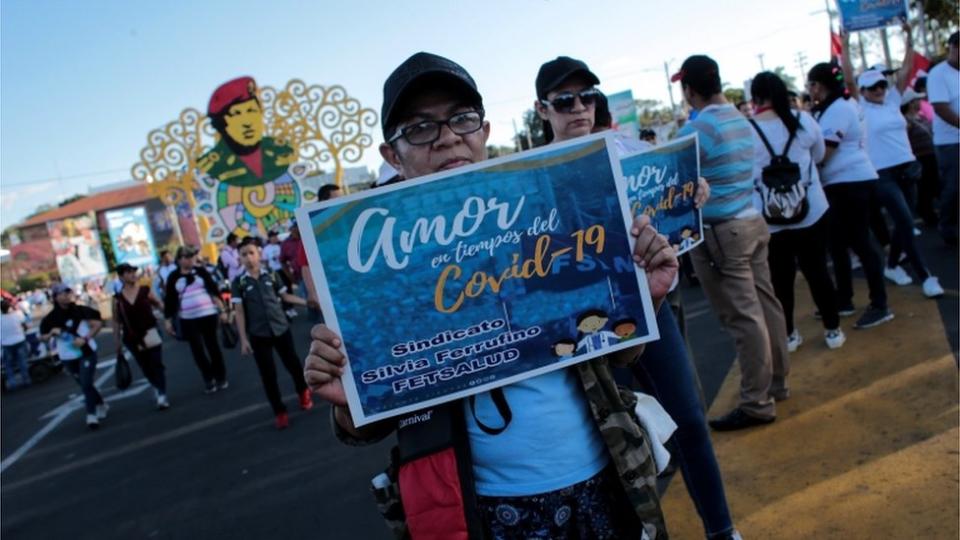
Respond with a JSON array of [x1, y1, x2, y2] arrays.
[[928, 31, 960, 244], [672, 55, 790, 431], [232, 237, 312, 429]]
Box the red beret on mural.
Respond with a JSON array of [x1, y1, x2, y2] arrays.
[[208, 76, 258, 116]]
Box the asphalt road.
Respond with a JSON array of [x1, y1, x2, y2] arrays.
[[1, 223, 955, 540]]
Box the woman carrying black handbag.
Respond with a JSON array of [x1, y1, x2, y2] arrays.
[[113, 263, 170, 409]]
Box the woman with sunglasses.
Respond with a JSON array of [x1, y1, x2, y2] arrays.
[[535, 56, 741, 540], [839, 26, 944, 299], [748, 72, 846, 351], [806, 61, 893, 329]]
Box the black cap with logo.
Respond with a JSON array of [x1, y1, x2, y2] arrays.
[[381, 52, 482, 139], [536, 56, 600, 100]]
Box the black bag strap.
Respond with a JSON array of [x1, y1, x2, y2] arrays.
[[114, 292, 142, 348], [748, 114, 800, 159], [468, 388, 512, 435]]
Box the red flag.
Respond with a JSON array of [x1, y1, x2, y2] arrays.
[[831, 32, 843, 61], [906, 51, 931, 87]]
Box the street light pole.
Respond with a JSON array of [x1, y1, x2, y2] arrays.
[[664, 60, 678, 121]]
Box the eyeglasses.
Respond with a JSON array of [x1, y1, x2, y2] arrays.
[[387, 110, 485, 145], [540, 88, 601, 113], [865, 82, 889, 92]]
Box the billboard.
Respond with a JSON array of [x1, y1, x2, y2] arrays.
[[105, 206, 158, 267], [47, 215, 108, 285]]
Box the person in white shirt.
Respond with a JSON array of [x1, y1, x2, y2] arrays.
[[927, 31, 960, 244], [806, 62, 893, 329], [748, 71, 846, 351], [262, 231, 283, 273], [1, 300, 32, 389], [840, 24, 944, 299]]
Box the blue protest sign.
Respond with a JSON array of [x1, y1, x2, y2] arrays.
[[836, 0, 907, 32], [620, 134, 703, 254], [298, 134, 659, 426]]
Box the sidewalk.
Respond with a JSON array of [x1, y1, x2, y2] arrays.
[[663, 275, 959, 538]]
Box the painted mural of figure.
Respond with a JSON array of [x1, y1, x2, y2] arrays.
[[196, 76, 303, 240]]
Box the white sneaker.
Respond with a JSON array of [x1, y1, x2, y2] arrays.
[[156, 393, 170, 410], [824, 328, 846, 349], [787, 330, 803, 353], [923, 276, 945, 298], [96, 403, 110, 420], [884, 265, 913, 286], [86, 414, 100, 429]]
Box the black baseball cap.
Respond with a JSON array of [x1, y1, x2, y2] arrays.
[[536, 56, 600, 100], [381, 52, 482, 139], [115, 263, 138, 275], [671, 55, 719, 83]]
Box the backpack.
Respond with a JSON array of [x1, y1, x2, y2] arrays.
[[748, 115, 810, 225]]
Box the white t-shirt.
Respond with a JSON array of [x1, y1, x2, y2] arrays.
[[0, 311, 26, 346], [927, 60, 960, 145], [860, 89, 916, 169], [814, 98, 878, 185], [750, 112, 830, 233], [262, 243, 282, 272]]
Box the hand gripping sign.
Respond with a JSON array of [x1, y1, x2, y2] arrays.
[[298, 134, 660, 426]]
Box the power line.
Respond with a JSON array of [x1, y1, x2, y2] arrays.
[[0, 167, 131, 188]]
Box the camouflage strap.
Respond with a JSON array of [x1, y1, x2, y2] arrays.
[[576, 356, 669, 539]]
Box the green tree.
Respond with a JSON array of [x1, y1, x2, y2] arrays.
[[486, 145, 516, 158], [516, 109, 547, 150], [723, 87, 745, 104], [772, 66, 798, 91], [635, 99, 675, 128]]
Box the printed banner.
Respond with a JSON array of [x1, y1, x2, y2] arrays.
[[620, 134, 703, 254], [105, 206, 158, 267], [47, 214, 108, 285], [836, 0, 907, 32], [607, 90, 639, 140], [298, 134, 660, 426]]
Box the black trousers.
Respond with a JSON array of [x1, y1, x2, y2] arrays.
[[768, 216, 840, 333], [127, 343, 166, 394], [180, 314, 227, 384], [915, 152, 940, 226], [825, 181, 888, 310], [249, 330, 308, 414]]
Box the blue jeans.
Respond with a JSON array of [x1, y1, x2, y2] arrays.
[[936, 144, 959, 242], [876, 162, 930, 281], [631, 306, 734, 539], [63, 353, 104, 414], [2, 341, 32, 389]]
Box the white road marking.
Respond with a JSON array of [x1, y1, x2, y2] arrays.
[[3, 356, 152, 474]]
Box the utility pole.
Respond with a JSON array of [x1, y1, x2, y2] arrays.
[[879, 27, 893, 67], [917, 1, 931, 57], [511, 118, 521, 152], [663, 61, 678, 121], [795, 51, 808, 84], [757, 53, 766, 71], [857, 32, 869, 71]]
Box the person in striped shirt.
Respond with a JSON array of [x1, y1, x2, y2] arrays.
[[673, 55, 790, 432], [163, 245, 230, 394]]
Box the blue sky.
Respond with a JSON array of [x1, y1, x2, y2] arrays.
[[0, 0, 905, 230]]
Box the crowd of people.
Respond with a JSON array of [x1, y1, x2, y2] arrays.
[[301, 25, 955, 540], [1, 23, 956, 540], [3, 183, 343, 430]]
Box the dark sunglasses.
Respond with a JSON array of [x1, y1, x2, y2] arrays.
[[540, 88, 601, 113], [387, 110, 484, 146], [865, 81, 889, 92]]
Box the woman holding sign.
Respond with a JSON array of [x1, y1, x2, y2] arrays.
[[535, 56, 741, 540], [748, 72, 846, 351], [305, 53, 679, 540]]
